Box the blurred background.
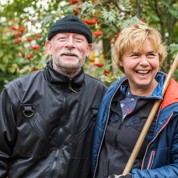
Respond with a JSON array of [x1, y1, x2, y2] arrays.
[[0, 0, 178, 91]]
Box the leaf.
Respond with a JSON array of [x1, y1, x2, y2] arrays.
[[2, 57, 9, 64], [0, 64, 6, 72], [18, 65, 30, 74], [169, 43, 178, 54], [169, 9, 178, 18], [0, 50, 3, 57]]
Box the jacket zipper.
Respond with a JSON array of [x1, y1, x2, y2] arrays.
[[68, 78, 78, 93], [146, 150, 155, 169], [51, 89, 67, 177]]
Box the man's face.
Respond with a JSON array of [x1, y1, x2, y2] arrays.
[[45, 33, 92, 77]]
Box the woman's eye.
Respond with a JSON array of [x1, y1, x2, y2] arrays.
[[147, 53, 156, 58], [149, 53, 156, 56]]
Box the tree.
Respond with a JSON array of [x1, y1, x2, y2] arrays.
[[0, 0, 178, 91]]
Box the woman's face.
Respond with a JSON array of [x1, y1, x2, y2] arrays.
[[119, 38, 160, 96]]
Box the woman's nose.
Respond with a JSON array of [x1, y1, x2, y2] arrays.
[[139, 55, 149, 65]]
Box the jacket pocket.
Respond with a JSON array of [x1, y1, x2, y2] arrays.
[[14, 104, 49, 158]]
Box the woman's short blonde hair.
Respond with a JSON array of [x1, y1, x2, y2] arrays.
[[113, 22, 167, 72]]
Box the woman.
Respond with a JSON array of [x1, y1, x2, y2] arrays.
[[92, 22, 178, 178]]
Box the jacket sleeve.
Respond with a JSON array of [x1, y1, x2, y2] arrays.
[[131, 164, 178, 178], [0, 89, 17, 177], [131, 112, 178, 178]]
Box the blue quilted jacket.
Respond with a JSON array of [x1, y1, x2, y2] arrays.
[[92, 72, 178, 178]]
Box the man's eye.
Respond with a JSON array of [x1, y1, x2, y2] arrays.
[[75, 38, 83, 42], [58, 37, 67, 40]]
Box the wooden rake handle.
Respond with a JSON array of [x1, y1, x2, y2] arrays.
[[122, 53, 178, 175]]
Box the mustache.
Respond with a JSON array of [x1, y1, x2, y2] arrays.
[[59, 49, 80, 58]]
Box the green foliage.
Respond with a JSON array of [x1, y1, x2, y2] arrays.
[[0, 0, 178, 92]]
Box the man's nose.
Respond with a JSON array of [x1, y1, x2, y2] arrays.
[[65, 36, 74, 49]]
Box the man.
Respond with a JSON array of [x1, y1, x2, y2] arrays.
[[0, 14, 106, 178]]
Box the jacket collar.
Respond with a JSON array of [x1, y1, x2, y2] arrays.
[[44, 60, 85, 92], [118, 72, 165, 99]]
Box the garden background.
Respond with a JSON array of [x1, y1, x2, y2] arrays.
[[0, 0, 178, 92]]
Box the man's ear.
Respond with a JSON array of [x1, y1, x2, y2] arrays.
[[86, 44, 93, 57], [45, 41, 52, 55]]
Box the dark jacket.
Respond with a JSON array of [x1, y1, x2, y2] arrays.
[[0, 61, 106, 178], [92, 72, 178, 178]]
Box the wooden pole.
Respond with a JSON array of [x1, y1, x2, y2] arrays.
[[122, 53, 178, 175]]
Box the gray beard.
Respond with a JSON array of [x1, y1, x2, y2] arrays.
[[54, 65, 81, 78]]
